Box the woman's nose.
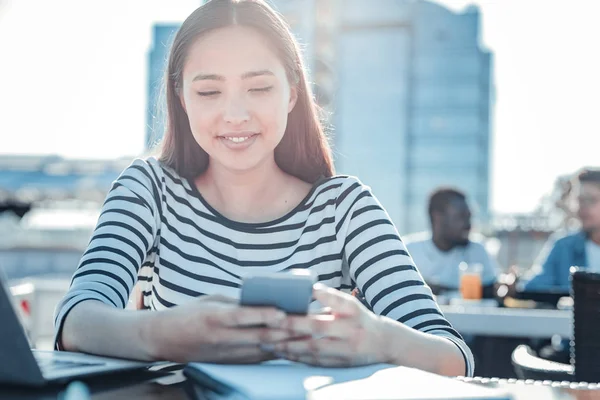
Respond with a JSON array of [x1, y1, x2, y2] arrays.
[[222, 97, 250, 125]]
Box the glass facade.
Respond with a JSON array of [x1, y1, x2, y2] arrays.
[[334, 27, 411, 228], [146, 24, 179, 149], [333, 0, 493, 234]]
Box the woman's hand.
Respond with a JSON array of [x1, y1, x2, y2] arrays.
[[149, 294, 296, 364], [273, 284, 390, 367], [275, 285, 468, 376]]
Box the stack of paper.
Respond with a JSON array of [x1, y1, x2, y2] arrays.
[[183, 360, 512, 400]]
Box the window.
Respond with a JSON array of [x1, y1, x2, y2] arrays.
[[412, 111, 481, 136], [413, 53, 481, 79], [409, 142, 482, 168], [414, 83, 480, 108]]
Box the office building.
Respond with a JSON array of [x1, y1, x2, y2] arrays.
[[332, 0, 493, 234], [146, 24, 180, 148]]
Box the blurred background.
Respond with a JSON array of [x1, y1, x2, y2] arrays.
[[0, 0, 599, 377]]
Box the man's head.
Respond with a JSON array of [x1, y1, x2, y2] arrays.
[[576, 168, 600, 234], [428, 187, 471, 247]]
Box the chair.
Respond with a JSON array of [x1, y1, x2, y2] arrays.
[[511, 268, 600, 383], [570, 268, 600, 382], [511, 345, 574, 381]]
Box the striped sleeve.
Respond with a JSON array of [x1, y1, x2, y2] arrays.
[[53, 158, 161, 349], [336, 177, 474, 377]]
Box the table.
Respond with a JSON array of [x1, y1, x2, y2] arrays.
[[2, 370, 600, 399], [459, 377, 600, 400], [440, 305, 573, 378], [440, 305, 572, 338]]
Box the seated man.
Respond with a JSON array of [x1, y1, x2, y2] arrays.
[[522, 168, 600, 292], [404, 187, 499, 299]]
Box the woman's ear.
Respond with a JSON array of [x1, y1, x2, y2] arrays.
[[288, 85, 298, 113], [179, 91, 188, 114]]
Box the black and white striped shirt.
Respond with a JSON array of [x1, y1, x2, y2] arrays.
[[54, 157, 474, 376]]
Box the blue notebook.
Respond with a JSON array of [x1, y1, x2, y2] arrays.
[[183, 360, 512, 400]]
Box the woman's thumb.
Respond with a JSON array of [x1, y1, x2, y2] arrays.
[[313, 283, 359, 316]]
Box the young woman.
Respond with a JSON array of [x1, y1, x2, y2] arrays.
[[54, 0, 473, 377]]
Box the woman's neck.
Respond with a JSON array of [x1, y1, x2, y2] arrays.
[[196, 157, 299, 223]]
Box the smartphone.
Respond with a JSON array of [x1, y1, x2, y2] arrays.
[[239, 269, 316, 315]]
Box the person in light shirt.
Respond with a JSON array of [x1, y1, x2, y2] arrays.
[[404, 188, 499, 299]]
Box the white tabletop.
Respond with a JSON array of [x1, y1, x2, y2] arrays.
[[440, 305, 572, 338]]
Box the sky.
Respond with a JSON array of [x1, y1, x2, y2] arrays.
[[0, 0, 599, 214]]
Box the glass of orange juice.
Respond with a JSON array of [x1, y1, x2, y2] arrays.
[[459, 262, 483, 300]]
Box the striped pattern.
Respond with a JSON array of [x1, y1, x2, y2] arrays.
[[53, 157, 474, 376]]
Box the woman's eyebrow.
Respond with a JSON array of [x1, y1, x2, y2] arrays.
[[192, 69, 274, 82]]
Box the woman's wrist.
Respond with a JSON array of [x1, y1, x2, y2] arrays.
[[138, 309, 168, 361], [377, 316, 413, 365], [370, 315, 399, 364], [377, 316, 466, 376]]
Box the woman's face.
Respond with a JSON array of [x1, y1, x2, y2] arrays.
[[179, 25, 297, 174]]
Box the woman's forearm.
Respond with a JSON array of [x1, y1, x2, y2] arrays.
[[380, 317, 467, 377], [60, 300, 159, 361]]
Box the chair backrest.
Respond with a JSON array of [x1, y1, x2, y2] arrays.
[[511, 345, 574, 382], [570, 267, 600, 383]]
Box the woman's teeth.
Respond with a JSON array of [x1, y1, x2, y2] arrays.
[[224, 136, 251, 143]]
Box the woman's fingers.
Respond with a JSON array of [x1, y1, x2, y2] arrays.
[[214, 327, 294, 346], [312, 284, 361, 317], [210, 306, 286, 328], [289, 354, 351, 367], [284, 313, 356, 339], [191, 344, 274, 364], [275, 336, 345, 355], [275, 337, 356, 366]]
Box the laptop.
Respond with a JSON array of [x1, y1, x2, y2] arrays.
[[0, 275, 153, 387]]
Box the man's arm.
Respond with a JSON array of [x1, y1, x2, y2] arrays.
[[521, 241, 562, 291]]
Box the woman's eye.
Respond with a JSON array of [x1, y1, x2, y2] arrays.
[[249, 86, 273, 93], [197, 91, 220, 97]]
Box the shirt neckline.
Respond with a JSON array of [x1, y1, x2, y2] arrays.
[[183, 175, 329, 229]]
